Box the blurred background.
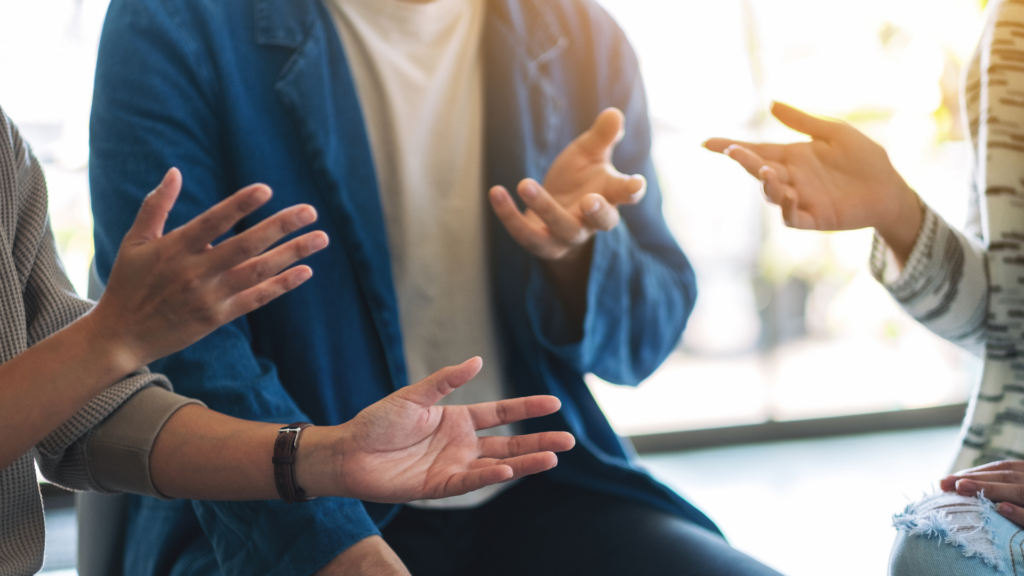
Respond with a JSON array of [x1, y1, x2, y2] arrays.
[[0, 0, 992, 574]]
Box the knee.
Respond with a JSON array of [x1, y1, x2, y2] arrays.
[[888, 493, 1003, 576]]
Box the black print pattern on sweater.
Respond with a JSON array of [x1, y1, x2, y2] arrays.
[[872, 0, 1024, 472]]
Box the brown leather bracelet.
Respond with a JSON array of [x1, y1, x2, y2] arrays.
[[273, 422, 315, 504]]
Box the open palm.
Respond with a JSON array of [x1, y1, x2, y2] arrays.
[[488, 108, 647, 260], [704, 102, 917, 235], [333, 358, 575, 504], [542, 107, 646, 214]]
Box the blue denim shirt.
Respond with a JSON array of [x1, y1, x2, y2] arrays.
[[90, 0, 717, 574]]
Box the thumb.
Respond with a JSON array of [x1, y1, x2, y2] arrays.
[[577, 108, 625, 157], [401, 357, 483, 407], [125, 168, 182, 243], [602, 172, 647, 205], [771, 102, 843, 140]]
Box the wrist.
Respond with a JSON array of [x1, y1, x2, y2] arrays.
[[74, 309, 143, 381], [293, 424, 347, 499], [542, 238, 593, 276], [874, 180, 923, 266]]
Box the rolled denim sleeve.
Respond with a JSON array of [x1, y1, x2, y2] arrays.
[[525, 12, 696, 386]]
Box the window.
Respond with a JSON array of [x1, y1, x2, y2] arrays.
[[591, 0, 985, 436]]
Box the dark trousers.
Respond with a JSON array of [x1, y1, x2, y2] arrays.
[[382, 475, 785, 576]]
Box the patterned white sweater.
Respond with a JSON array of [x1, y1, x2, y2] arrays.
[[873, 0, 1024, 471]]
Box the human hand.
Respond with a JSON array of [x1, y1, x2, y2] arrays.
[[704, 102, 922, 263], [488, 108, 646, 263], [298, 357, 575, 503], [313, 537, 409, 576], [941, 460, 1024, 526], [87, 168, 328, 374]]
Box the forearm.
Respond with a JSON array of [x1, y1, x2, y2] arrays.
[[150, 403, 351, 501], [0, 312, 138, 471], [873, 179, 924, 269], [149, 404, 281, 500]]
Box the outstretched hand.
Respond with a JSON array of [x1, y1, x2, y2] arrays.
[[299, 358, 575, 504], [704, 102, 923, 262], [488, 108, 647, 262], [89, 168, 328, 373]]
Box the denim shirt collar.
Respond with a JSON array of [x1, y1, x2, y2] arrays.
[[254, 0, 567, 63], [487, 0, 568, 66]]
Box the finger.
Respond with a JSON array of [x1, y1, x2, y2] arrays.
[[205, 204, 319, 272], [940, 475, 958, 492], [477, 452, 560, 480], [517, 179, 584, 243], [174, 184, 273, 250], [576, 108, 625, 159], [703, 138, 786, 161], [996, 502, 1024, 527], [124, 168, 182, 243], [765, 166, 794, 210], [468, 395, 562, 430], [771, 101, 843, 140], [580, 194, 620, 231], [489, 186, 562, 258], [723, 145, 769, 179], [954, 478, 1024, 505], [399, 357, 484, 407], [760, 167, 814, 230], [779, 190, 816, 230], [477, 431, 576, 459], [759, 165, 786, 205], [439, 466, 515, 498], [220, 231, 329, 294], [952, 460, 1024, 476], [601, 173, 647, 206], [220, 265, 313, 322], [949, 471, 1024, 486]]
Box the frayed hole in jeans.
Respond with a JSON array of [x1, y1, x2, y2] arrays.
[[893, 492, 1003, 571]]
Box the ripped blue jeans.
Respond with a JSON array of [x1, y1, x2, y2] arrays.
[[890, 492, 1024, 575]]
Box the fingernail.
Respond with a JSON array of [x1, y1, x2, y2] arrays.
[[701, 140, 709, 149], [957, 479, 978, 494], [758, 166, 770, 181], [520, 182, 539, 200], [309, 234, 328, 251], [723, 145, 737, 156], [583, 196, 601, 214], [940, 477, 956, 491], [296, 207, 316, 225], [253, 187, 272, 203], [1001, 503, 1014, 516]]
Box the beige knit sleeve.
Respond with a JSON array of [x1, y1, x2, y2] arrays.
[[85, 386, 205, 499]]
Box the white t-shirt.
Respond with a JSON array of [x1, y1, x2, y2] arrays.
[[328, 0, 516, 508]]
